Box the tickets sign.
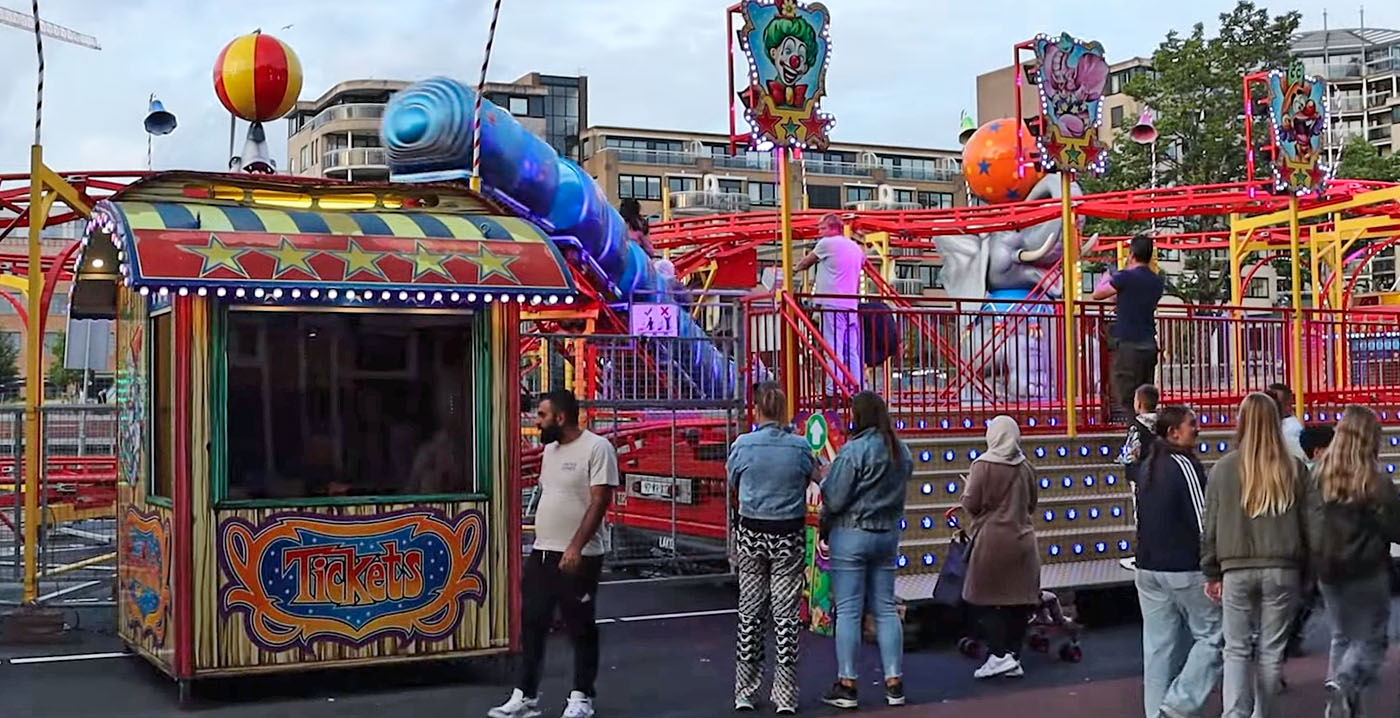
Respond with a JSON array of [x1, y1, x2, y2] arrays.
[[219, 509, 487, 650]]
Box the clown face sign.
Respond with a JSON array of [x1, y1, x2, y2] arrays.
[[737, 0, 834, 149], [1266, 60, 1331, 195]]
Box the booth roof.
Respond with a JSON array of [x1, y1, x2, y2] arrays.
[[74, 172, 577, 307]]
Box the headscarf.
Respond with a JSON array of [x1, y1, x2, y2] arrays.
[[976, 415, 1025, 465]]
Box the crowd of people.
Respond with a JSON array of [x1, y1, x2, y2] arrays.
[[1127, 381, 1400, 718]]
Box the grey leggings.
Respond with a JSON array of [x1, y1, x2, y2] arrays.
[[1320, 571, 1392, 715]]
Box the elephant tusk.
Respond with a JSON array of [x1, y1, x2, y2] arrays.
[[1017, 229, 1061, 264]]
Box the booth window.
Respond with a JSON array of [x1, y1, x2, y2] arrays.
[[151, 313, 174, 498], [224, 311, 477, 501]]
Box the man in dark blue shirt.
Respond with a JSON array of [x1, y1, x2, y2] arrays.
[[1092, 235, 1164, 415]]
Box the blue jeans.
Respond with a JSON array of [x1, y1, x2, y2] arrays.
[[828, 527, 902, 681], [1136, 569, 1223, 718], [1321, 571, 1391, 716]]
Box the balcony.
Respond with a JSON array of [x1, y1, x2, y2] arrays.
[[668, 190, 751, 215], [711, 152, 776, 171], [1324, 63, 1365, 81], [1368, 93, 1394, 109], [1333, 96, 1365, 113], [293, 103, 386, 136], [1368, 126, 1394, 142], [599, 147, 699, 167], [844, 200, 922, 211], [882, 165, 959, 182], [323, 147, 387, 170]]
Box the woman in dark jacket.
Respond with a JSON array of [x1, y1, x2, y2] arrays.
[[819, 391, 911, 711], [1313, 405, 1400, 717], [961, 414, 1040, 680]]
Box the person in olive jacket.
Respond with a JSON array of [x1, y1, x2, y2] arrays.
[[1312, 405, 1400, 718], [1200, 392, 1322, 718]]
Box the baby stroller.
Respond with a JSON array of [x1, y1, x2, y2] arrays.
[[936, 508, 1083, 663]]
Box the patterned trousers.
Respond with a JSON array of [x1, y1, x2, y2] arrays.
[[734, 524, 806, 709]]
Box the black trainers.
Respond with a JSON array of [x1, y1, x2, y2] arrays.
[[821, 681, 858, 710], [885, 679, 906, 706]]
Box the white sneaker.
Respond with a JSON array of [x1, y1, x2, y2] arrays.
[[734, 695, 755, 711], [561, 691, 596, 718], [973, 653, 1022, 679], [488, 689, 542, 718]]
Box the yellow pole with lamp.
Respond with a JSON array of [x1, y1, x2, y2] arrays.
[[778, 147, 797, 418], [24, 146, 45, 605], [1059, 171, 1078, 437], [1288, 196, 1304, 420]]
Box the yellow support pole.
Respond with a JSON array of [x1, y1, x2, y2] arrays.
[[778, 148, 797, 419], [1228, 220, 1245, 395], [23, 145, 46, 604], [1060, 172, 1078, 437], [1288, 196, 1305, 420]]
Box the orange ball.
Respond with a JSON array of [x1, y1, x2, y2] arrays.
[[961, 119, 1044, 204]]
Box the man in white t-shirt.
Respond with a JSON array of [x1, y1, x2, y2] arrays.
[[490, 390, 619, 718], [1266, 383, 1306, 461], [795, 214, 865, 390]]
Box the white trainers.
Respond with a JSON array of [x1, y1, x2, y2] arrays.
[[973, 653, 1022, 679], [488, 689, 542, 718], [561, 691, 596, 718]]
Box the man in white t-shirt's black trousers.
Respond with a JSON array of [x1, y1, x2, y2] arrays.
[[490, 391, 620, 718]]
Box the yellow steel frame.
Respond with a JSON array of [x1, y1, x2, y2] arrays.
[[1227, 184, 1400, 420], [23, 146, 91, 603]]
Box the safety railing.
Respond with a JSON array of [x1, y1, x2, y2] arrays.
[[749, 295, 1400, 436], [0, 404, 118, 606]]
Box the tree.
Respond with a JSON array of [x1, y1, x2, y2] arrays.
[[1083, 2, 1302, 304], [47, 334, 82, 395], [0, 333, 19, 393], [1336, 135, 1400, 182]]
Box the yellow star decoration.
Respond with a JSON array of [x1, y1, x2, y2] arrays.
[[410, 242, 452, 280], [266, 237, 318, 278], [181, 234, 249, 277], [329, 238, 388, 281], [464, 244, 520, 284]]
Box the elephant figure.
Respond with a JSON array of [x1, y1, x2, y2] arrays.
[[933, 173, 1091, 401]]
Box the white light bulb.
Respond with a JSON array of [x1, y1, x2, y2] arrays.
[[217, 287, 227, 297], [235, 288, 246, 298], [272, 289, 283, 299]]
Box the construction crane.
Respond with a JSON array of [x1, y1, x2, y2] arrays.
[[0, 4, 100, 50]]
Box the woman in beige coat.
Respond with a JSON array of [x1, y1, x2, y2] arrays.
[[961, 415, 1041, 679]]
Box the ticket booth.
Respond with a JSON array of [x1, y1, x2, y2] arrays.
[[70, 172, 576, 690]]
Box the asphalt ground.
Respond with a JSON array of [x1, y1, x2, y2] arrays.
[[3, 579, 1399, 717]]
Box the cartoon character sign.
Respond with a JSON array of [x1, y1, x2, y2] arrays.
[[1267, 61, 1331, 194], [120, 508, 171, 645], [737, 0, 834, 149], [219, 509, 487, 650], [1032, 33, 1110, 175]]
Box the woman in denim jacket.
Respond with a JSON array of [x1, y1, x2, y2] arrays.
[[819, 391, 912, 710], [726, 382, 817, 714]]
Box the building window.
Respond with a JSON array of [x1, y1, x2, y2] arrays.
[[896, 263, 942, 289], [224, 311, 478, 501], [152, 312, 173, 498], [918, 191, 954, 209], [49, 293, 68, 316], [893, 189, 915, 204], [717, 179, 744, 195], [1110, 105, 1125, 127], [1157, 248, 1181, 262], [44, 332, 61, 355], [668, 176, 699, 194], [618, 174, 662, 200], [749, 181, 778, 207], [845, 185, 876, 204], [508, 96, 529, 116], [1246, 277, 1269, 298], [1082, 269, 1106, 294], [808, 185, 841, 209]]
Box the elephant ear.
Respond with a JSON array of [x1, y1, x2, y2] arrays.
[[933, 234, 990, 299]]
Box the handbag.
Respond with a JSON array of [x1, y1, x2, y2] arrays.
[[932, 526, 972, 606]]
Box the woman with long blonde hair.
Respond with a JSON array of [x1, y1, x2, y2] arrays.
[[1313, 406, 1400, 717], [1201, 392, 1321, 718]]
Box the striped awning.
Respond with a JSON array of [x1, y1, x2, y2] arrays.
[[90, 197, 576, 296]]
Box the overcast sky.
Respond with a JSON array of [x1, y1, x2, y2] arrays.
[[1, 0, 1397, 174]]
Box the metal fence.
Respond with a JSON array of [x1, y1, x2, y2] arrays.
[[749, 294, 1400, 435], [0, 404, 117, 607], [520, 299, 745, 577]]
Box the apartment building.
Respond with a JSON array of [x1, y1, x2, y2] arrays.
[[285, 73, 588, 181], [1294, 27, 1400, 157]]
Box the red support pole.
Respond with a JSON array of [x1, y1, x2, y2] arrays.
[[172, 297, 193, 679]]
